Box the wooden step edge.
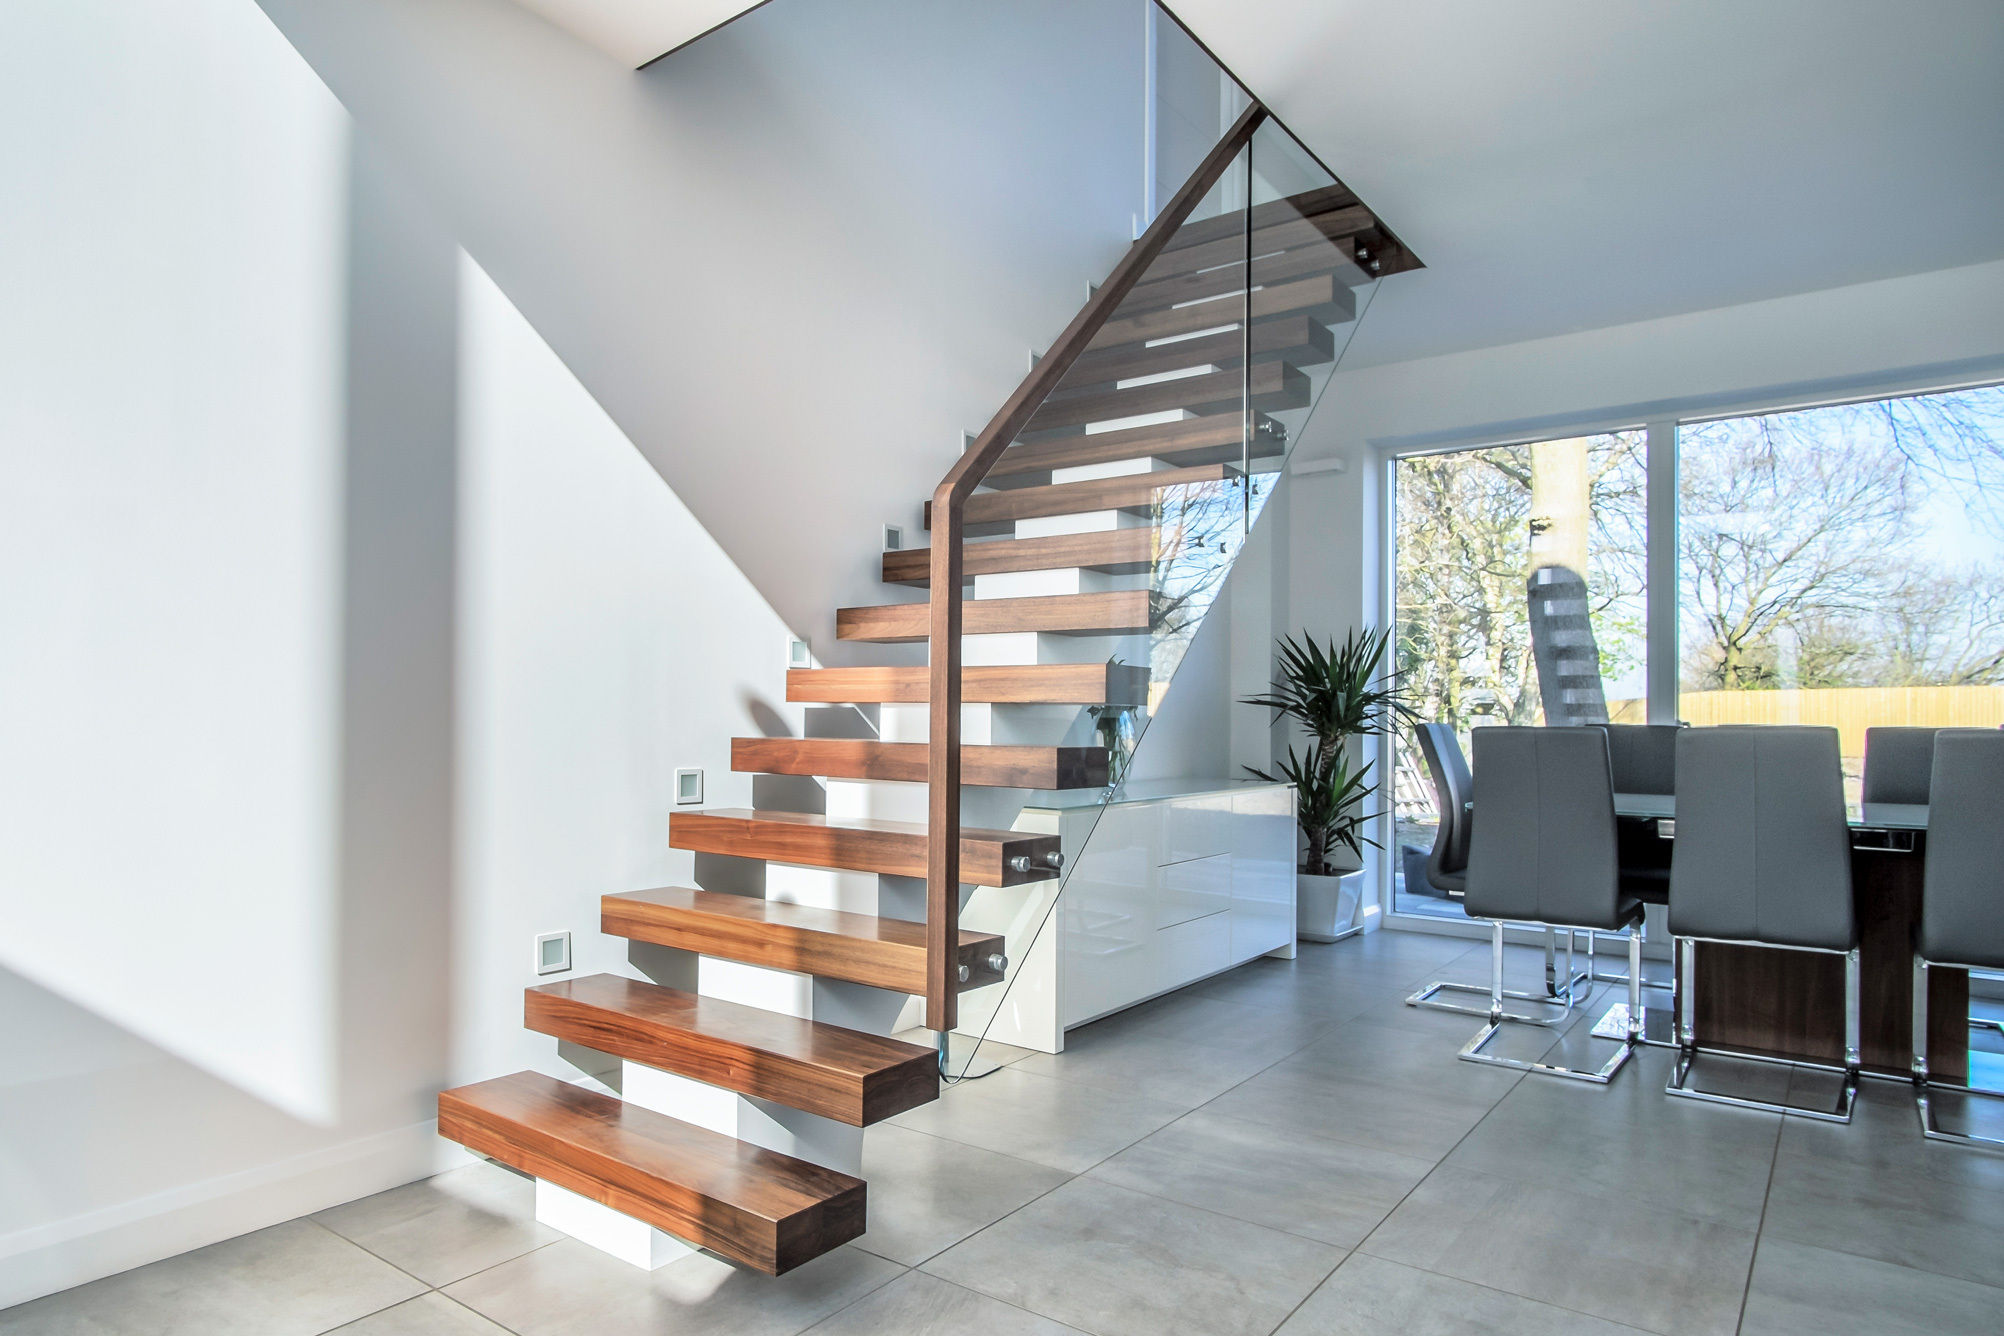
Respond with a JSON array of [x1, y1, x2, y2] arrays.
[[836, 590, 1153, 644], [732, 737, 1111, 789], [668, 808, 1063, 887], [924, 463, 1240, 530], [982, 414, 1283, 482], [1086, 273, 1357, 353], [784, 663, 1149, 705], [436, 1071, 864, 1275], [1058, 315, 1336, 394], [599, 888, 1009, 994], [881, 528, 1158, 586], [523, 975, 938, 1126], [1023, 361, 1305, 434]]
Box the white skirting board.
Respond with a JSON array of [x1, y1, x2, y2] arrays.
[[0, 1118, 454, 1311]]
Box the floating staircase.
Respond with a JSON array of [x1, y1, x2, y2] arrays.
[[436, 144, 1404, 1276]]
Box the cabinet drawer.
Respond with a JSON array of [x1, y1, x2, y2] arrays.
[[1156, 853, 1232, 929], [1162, 793, 1234, 865]]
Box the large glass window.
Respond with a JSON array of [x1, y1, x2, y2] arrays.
[[1678, 386, 2004, 796], [1384, 382, 2004, 923], [1390, 432, 1645, 918]]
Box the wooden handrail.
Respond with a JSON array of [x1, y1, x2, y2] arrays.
[[923, 103, 1269, 1033]]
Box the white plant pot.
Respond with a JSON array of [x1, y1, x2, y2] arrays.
[[1297, 870, 1365, 943]]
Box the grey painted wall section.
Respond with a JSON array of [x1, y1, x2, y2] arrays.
[[254, 0, 1152, 663]]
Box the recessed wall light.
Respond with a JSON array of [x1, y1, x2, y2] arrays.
[[674, 767, 704, 805], [534, 931, 571, 977]]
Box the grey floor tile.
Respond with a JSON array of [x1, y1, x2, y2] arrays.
[[924, 1178, 1341, 1336], [1281, 1015, 1528, 1102], [1088, 1109, 1433, 1249], [1761, 1078, 2004, 1289], [1438, 1046, 1781, 1231], [1739, 1237, 2004, 1336], [1090, 989, 1340, 1060], [1276, 1254, 1653, 1335], [1202, 1059, 1505, 1161], [1011, 1024, 1286, 1108], [857, 1124, 1072, 1266], [801, 1271, 1082, 1336], [1361, 1164, 1756, 1336], [443, 1238, 902, 1336], [0, 1219, 424, 1336], [329, 1292, 516, 1335], [314, 1159, 558, 1287], [888, 1066, 1185, 1173]]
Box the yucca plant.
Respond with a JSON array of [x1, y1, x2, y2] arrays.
[[1242, 628, 1413, 876]]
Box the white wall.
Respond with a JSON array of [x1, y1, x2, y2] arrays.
[[0, 0, 801, 1306], [254, 0, 1153, 665], [1281, 256, 2004, 909]]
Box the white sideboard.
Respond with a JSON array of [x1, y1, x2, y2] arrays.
[[969, 780, 1295, 1053]]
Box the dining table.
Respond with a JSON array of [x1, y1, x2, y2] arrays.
[[1611, 794, 1968, 1082]]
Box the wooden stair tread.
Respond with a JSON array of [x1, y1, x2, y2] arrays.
[[1024, 361, 1306, 434], [669, 807, 1062, 887], [1124, 240, 1362, 316], [602, 886, 1008, 994], [436, 1071, 864, 1275], [1144, 204, 1376, 282], [1059, 315, 1334, 392], [1161, 184, 1361, 255], [926, 463, 1240, 529], [734, 738, 1108, 789], [786, 662, 1148, 705], [837, 590, 1152, 642], [524, 974, 936, 1126], [984, 415, 1283, 483], [1087, 273, 1355, 352], [881, 528, 1159, 586]]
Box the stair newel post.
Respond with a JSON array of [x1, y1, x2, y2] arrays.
[[926, 477, 966, 1036]]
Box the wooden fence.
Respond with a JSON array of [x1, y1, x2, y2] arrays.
[[1607, 686, 2004, 757]]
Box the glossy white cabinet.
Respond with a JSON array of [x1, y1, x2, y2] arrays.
[[988, 781, 1294, 1051]]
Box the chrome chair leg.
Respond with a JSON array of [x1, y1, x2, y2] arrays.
[[1460, 919, 1640, 1085], [1914, 954, 2004, 1149], [1666, 937, 1858, 1122], [1407, 925, 1589, 1026]]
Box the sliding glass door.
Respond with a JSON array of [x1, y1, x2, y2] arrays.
[[1389, 432, 1645, 919]]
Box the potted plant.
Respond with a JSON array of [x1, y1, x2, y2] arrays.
[[1241, 629, 1412, 941]]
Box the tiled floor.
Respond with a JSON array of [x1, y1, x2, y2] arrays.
[[8, 930, 2003, 1335]]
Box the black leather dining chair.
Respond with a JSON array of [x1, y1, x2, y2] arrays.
[[1912, 728, 2004, 1147], [1457, 726, 1645, 1083], [1666, 725, 1860, 1121], [1862, 726, 1939, 806], [1405, 723, 1587, 1025]]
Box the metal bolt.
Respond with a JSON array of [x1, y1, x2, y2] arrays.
[[957, 963, 971, 983], [1044, 850, 1064, 868], [1008, 854, 1032, 873], [986, 953, 1009, 974]]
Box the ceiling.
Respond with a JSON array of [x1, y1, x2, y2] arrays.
[[510, 0, 766, 68], [1167, 0, 2004, 367]]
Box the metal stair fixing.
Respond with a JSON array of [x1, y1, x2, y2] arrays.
[[435, 88, 1410, 1279]]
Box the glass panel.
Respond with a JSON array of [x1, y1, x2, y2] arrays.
[[1677, 385, 2004, 802], [1389, 432, 1647, 919], [941, 111, 1384, 1076]]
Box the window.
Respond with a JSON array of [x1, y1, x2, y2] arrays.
[[1390, 431, 1646, 919], [1678, 386, 2004, 797], [1384, 382, 2004, 922]]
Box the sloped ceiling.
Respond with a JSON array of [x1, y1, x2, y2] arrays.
[[510, 0, 767, 67], [1166, 0, 2004, 367]]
